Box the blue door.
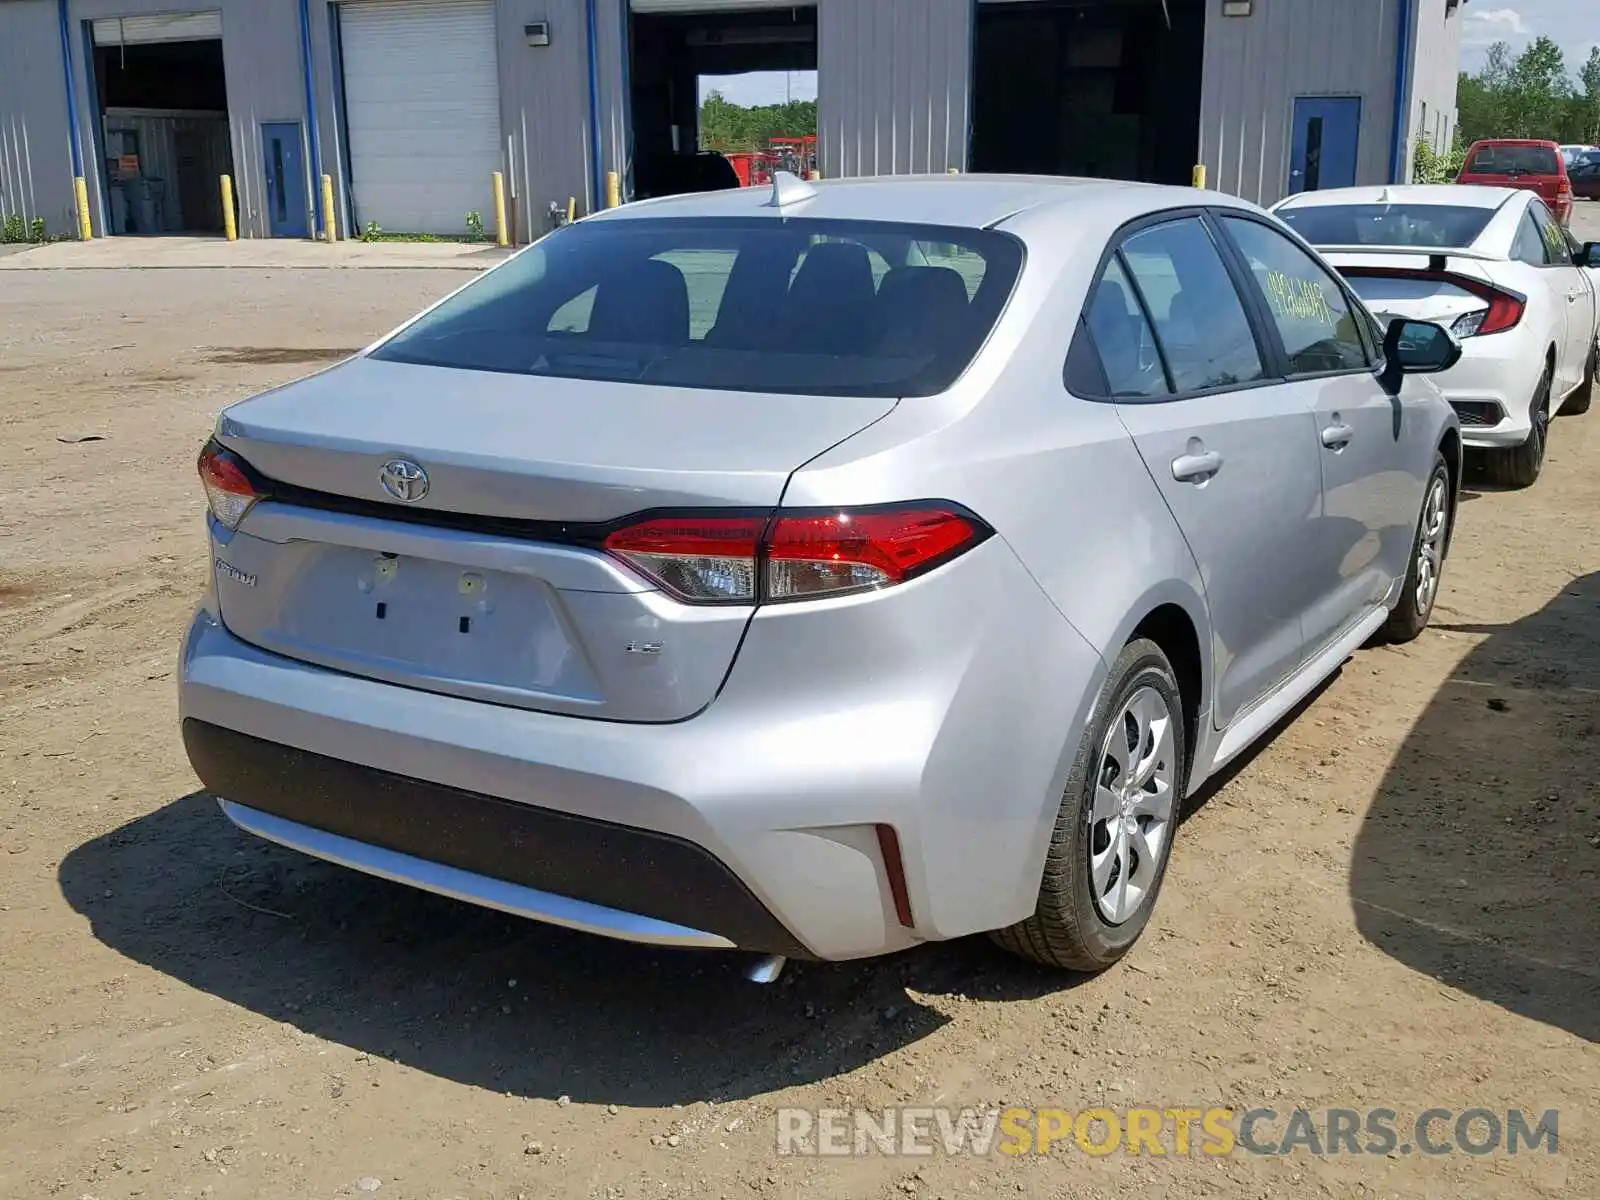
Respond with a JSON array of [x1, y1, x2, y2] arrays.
[[1288, 98, 1361, 196], [261, 122, 310, 238]]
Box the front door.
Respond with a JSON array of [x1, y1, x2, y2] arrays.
[[1288, 98, 1361, 197], [1217, 213, 1427, 654], [261, 122, 309, 238]]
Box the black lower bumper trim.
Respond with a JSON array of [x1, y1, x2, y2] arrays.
[[182, 719, 810, 958]]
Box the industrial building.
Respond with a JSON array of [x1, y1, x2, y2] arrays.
[[0, 0, 1468, 242]]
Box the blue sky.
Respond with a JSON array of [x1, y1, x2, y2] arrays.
[[1460, 2, 1598, 77], [698, 70, 818, 108]]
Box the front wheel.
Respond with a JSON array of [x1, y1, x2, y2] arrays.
[[1380, 453, 1452, 644], [991, 638, 1186, 972]]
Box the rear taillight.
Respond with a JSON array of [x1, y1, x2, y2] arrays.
[[1341, 266, 1525, 338], [198, 440, 263, 529], [603, 503, 991, 605]]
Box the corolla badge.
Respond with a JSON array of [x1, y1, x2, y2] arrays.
[[379, 458, 430, 503]]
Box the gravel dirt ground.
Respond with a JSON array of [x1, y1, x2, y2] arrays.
[[1, 215, 1598, 1199]]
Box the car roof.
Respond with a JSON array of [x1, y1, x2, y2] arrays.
[[1466, 138, 1561, 148], [1275, 184, 1521, 211], [585, 173, 1264, 233]]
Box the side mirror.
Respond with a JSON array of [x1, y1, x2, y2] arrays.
[[1381, 318, 1461, 388], [1574, 242, 1600, 268]]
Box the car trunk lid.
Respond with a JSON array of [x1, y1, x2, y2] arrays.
[[209, 356, 896, 722], [1321, 249, 1502, 331]]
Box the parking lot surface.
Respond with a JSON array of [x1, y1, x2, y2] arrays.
[[1, 212, 1597, 1199]]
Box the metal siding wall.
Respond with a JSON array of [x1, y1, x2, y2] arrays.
[[0, 0, 77, 237], [493, 0, 613, 231], [1410, 0, 1462, 153], [1200, 0, 1400, 207], [817, 0, 971, 178], [63, 0, 304, 238]]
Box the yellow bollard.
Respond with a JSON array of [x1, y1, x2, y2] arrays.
[[948, 167, 960, 175], [73, 176, 93, 240], [321, 174, 338, 241], [605, 170, 621, 210], [807, 168, 821, 181], [220, 174, 237, 241], [566, 196, 576, 224], [491, 171, 509, 246], [1192, 164, 1207, 189]]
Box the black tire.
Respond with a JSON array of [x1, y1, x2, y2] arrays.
[[1484, 363, 1551, 489], [1380, 453, 1452, 645], [1567, 341, 1595, 416], [991, 638, 1186, 972]]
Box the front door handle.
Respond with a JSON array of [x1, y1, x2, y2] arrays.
[[1321, 422, 1354, 449], [1171, 450, 1223, 482]]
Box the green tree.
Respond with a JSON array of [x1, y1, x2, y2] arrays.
[[698, 90, 817, 152], [1455, 37, 1591, 145], [1578, 45, 1600, 143]]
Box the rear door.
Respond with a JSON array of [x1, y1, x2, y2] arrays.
[[1090, 213, 1324, 729], [1529, 199, 1596, 398], [1216, 214, 1427, 653]]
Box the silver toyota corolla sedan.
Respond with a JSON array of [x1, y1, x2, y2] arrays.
[[180, 173, 1462, 979]]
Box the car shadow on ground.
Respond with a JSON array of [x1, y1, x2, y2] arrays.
[[58, 792, 1096, 1104], [1350, 571, 1600, 1042]]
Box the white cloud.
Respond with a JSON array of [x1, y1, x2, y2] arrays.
[[1459, 0, 1593, 74], [1462, 7, 1531, 46]]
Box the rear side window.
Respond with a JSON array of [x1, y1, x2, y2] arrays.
[[371, 217, 1023, 398], [1277, 204, 1496, 250], [1465, 145, 1560, 175], [1529, 202, 1573, 265], [1118, 219, 1267, 393], [1222, 217, 1372, 375], [1512, 209, 1551, 265], [1079, 258, 1170, 398]]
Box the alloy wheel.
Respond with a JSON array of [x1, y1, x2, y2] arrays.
[[1414, 474, 1449, 616], [1088, 685, 1177, 925]]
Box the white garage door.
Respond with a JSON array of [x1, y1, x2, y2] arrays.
[[339, 0, 500, 235]]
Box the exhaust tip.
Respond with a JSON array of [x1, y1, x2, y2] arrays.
[[744, 954, 787, 984]]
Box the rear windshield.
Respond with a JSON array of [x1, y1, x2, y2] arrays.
[[1278, 204, 1497, 249], [371, 217, 1024, 397], [1464, 145, 1560, 175]]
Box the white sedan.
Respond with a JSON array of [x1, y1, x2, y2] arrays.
[[1274, 185, 1597, 487]]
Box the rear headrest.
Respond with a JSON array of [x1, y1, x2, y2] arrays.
[[789, 242, 876, 308], [874, 266, 971, 356], [784, 241, 877, 354], [585, 258, 690, 344]]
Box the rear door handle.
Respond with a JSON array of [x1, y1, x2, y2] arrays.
[[1171, 450, 1223, 482], [1321, 422, 1354, 449]]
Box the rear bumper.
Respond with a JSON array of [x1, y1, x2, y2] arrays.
[[178, 534, 1104, 961], [1433, 337, 1544, 449], [187, 720, 805, 956]]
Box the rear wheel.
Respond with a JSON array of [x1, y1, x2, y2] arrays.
[[1485, 363, 1551, 488], [1380, 454, 1451, 644], [1567, 341, 1595, 415], [991, 638, 1185, 972]]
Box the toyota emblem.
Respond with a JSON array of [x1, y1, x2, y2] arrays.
[[379, 458, 430, 503]]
